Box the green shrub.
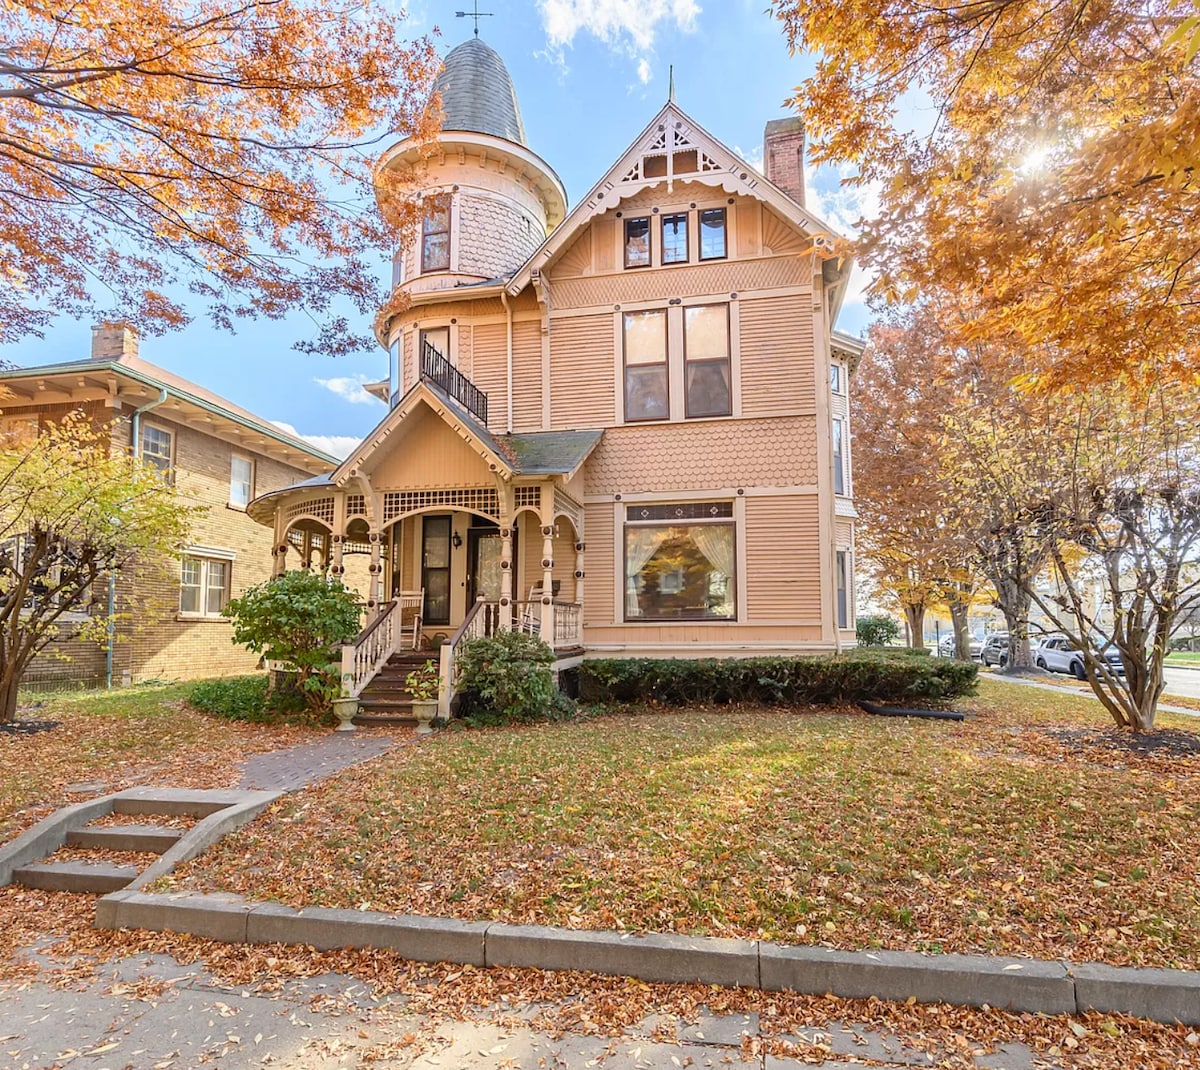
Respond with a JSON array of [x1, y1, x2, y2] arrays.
[[455, 630, 558, 723], [579, 650, 977, 708], [223, 571, 361, 711], [189, 675, 315, 724], [856, 614, 902, 647]]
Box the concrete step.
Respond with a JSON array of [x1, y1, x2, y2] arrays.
[[352, 712, 418, 727], [112, 790, 235, 818], [358, 696, 416, 712], [13, 860, 139, 894], [67, 824, 182, 854]]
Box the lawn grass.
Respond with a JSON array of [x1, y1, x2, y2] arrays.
[[1166, 651, 1200, 665], [169, 677, 1200, 970], [0, 680, 319, 842]]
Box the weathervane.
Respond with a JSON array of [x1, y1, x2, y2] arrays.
[[455, 1, 493, 36]]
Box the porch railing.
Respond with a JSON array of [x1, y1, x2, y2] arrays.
[[436, 598, 583, 716], [341, 598, 399, 699], [421, 340, 489, 425]]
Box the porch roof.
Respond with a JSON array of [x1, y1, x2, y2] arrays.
[[246, 382, 603, 525]]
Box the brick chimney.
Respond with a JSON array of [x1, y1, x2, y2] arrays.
[[763, 117, 805, 207], [91, 323, 139, 362]]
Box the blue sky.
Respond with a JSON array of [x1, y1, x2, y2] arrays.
[[2, 1, 877, 458]]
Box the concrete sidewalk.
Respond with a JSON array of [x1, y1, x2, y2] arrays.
[[984, 671, 1200, 718], [0, 950, 1055, 1070]]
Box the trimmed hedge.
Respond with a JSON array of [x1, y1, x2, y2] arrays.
[[579, 650, 977, 708], [189, 674, 316, 725]]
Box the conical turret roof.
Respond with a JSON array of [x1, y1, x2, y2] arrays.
[[432, 37, 527, 147]]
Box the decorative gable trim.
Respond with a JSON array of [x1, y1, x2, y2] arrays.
[[506, 101, 849, 297], [331, 381, 514, 488]]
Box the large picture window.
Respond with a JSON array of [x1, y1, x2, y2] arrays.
[[684, 304, 731, 418], [623, 310, 668, 421], [624, 504, 736, 622], [421, 195, 450, 273]]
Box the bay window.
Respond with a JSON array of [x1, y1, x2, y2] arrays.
[[624, 503, 736, 622]]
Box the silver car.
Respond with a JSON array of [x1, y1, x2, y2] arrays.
[[1034, 635, 1125, 679], [980, 634, 1010, 668]]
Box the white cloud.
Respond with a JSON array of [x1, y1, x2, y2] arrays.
[[733, 144, 764, 175], [804, 162, 882, 308], [537, 0, 700, 76], [271, 421, 362, 460], [313, 374, 384, 406]]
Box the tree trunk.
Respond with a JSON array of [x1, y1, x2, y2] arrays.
[[0, 664, 20, 724], [949, 600, 971, 660], [903, 604, 927, 649], [995, 578, 1034, 670]]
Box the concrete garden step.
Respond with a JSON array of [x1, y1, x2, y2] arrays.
[[14, 860, 138, 893], [353, 713, 418, 727], [111, 788, 240, 818], [357, 696, 416, 712], [67, 824, 182, 854]]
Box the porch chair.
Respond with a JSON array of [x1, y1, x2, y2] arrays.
[[519, 585, 545, 635], [396, 588, 424, 650]]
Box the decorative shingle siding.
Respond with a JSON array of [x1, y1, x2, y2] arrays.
[[457, 193, 541, 279], [584, 418, 818, 496]]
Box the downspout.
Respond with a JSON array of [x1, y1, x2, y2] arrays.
[[107, 387, 168, 688], [501, 290, 513, 433]]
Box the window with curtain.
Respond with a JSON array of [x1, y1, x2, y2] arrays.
[[624, 505, 735, 621], [623, 310, 668, 421], [699, 207, 727, 260], [421, 195, 451, 273], [684, 304, 731, 418]]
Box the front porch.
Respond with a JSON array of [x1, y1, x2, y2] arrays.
[[247, 379, 601, 718]]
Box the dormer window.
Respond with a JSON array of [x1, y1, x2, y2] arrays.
[[421, 195, 451, 273], [624, 217, 651, 269]]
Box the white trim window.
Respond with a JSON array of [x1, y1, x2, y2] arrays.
[[140, 423, 173, 480], [180, 553, 232, 617], [623, 502, 736, 622], [830, 363, 843, 394], [229, 454, 254, 509], [836, 550, 853, 629], [833, 418, 847, 495]]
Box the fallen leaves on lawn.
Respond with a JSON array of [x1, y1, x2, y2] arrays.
[[163, 681, 1200, 970]]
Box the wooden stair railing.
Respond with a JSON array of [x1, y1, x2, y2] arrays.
[[340, 599, 399, 699]]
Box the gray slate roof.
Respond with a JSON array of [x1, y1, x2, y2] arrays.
[[501, 430, 604, 476], [433, 38, 527, 147]]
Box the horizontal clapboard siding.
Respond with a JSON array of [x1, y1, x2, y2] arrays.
[[583, 502, 614, 626], [550, 314, 614, 429], [744, 495, 822, 620], [512, 322, 543, 432], [739, 295, 815, 417]]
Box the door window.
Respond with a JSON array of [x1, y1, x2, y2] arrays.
[[421, 516, 452, 625]]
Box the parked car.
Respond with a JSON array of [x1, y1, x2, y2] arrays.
[[980, 633, 1010, 668], [1034, 635, 1125, 679], [938, 634, 985, 659]]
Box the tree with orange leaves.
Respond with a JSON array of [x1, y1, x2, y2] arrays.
[[0, 0, 441, 355], [772, 0, 1200, 389]]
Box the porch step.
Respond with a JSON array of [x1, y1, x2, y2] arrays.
[[358, 696, 416, 713], [67, 824, 182, 854], [353, 712, 418, 727], [13, 860, 139, 894]]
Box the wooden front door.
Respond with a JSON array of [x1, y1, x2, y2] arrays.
[[421, 515, 452, 626], [466, 525, 504, 606]]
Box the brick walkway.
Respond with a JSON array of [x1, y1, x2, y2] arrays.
[[237, 730, 408, 792]]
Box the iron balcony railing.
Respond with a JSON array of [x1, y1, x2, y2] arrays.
[[421, 340, 489, 425]]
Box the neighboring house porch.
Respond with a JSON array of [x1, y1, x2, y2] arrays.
[[247, 377, 599, 714]]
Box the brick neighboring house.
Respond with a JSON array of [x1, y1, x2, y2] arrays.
[[0, 327, 339, 689], [247, 37, 865, 714]]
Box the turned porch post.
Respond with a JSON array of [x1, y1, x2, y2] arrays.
[[540, 523, 555, 645], [574, 540, 585, 607], [499, 522, 514, 632], [367, 529, 383, 610]]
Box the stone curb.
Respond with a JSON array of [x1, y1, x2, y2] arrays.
[[94, 891, 1200, 1025]]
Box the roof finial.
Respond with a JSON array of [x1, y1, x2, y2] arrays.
[[455, 1, 493, 36], [668, 64, 676, 103]]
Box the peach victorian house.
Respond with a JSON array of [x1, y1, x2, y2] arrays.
[[248, 38, 863, 718]]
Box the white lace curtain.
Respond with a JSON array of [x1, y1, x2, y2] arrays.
[[625, 527, 668, 616], [690, 524, 735, 583]]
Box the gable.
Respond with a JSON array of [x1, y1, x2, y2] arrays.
[[364, 401, 494, 490], [508, 101, 846, 296]]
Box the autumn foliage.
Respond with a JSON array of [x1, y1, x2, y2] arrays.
[[0, 0, 441, 355], [772, 0, 1200, 388]]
